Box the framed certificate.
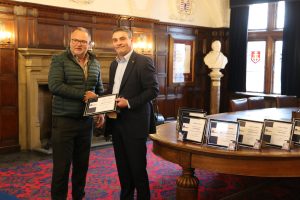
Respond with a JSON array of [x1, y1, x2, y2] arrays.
[[180, 116, 207, 143], [176, 107, 206, 132], [292, 119, 300, 145], [207, 119, 239, 150], [83, 94, 117, 116], [237, 119, 264, 148], [262, 119, 293, 149]]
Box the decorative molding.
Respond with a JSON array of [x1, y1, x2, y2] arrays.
[[69, 0, 95, 4], [13, 5, 27, 16]]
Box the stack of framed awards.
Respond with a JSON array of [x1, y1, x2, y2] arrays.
[[176, 107, 300, 151]]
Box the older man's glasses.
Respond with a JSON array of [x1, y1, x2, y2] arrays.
[[71, 39, 89, 45]]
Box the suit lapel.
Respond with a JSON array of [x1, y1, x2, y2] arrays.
[[119, 52, 137, 93], [110, 60, 118, 91]]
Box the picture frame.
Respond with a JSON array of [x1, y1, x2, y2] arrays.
[[237, 119, 264, 149], [168, 34, 195, 86], [181, 116, 207, 143], [207, 119, 239, 150], [176, 107, 206, 132], [292, 119, 300, 145], [262, 119, 293, 149]]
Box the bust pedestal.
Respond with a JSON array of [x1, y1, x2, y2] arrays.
[[209, 68, 223, 114]]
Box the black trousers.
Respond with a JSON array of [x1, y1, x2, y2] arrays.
[[112, 121, 150, 200], [51, 116, 93, 200]]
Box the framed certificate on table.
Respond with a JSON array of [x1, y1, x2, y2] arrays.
[[262, 119, 293, 149], [237, 119, 264, 149], [176, 107, 206, 132], [181, 116, 207, 143], [207, 119, 239, 150], [292, 120, 300, 145], [83, 94, 117, 116]]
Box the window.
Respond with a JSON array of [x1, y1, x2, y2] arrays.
[[246, 1, 285, 94]]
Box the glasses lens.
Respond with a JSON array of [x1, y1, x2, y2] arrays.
[[71, 39, 88, 45]]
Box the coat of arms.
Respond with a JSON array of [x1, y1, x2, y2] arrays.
[[177, 0, 193, 15], [251, 51, 260, 63]]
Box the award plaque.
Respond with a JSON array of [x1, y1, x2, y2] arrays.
[[83, 94, 118, 116], [262, 119, 293, 149], [181, 116, 207, 143], [207, 119, 239, 150], [292, 119, 300, 145], [237, 119, 264, 148], [176, 107, 206, 132]]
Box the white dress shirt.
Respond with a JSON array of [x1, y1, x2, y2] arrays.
[[112, 50, 133, 94]]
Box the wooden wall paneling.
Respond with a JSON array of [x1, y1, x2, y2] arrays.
[[24, 7, 38, 48], [38, 9, 65, 20], [27, 16, 38, 48], [93, 28, 116, 51], [118, 16, 131, 28], [154, 25, 168, 118], [95, 15, 118, 26], [0, 72, 18, 107], [0, 48, 19, 153], [165, 94, 176, 119], [0, 48, 16, 74], [37, 22, 65, 49], [156, 55, 167, 75], [0, 107, 19, 152], [157, 76, 166, 96], [168, 25, 194, 35], [16, 16, 28, 48], [68, 12, 94, 23], [156, 35, 168, 54], [13, 5, 30, 48], [93, 51, 116, 84]]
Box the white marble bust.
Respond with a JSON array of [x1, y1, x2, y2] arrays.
[[204, 40, 228, 69]]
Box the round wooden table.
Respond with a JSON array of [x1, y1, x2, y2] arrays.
[[150, 107, 300, 200]]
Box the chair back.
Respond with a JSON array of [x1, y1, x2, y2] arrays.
[[248, 97, 265, 110], [229, 98, 248, 112], [276, 96, 298, 108]]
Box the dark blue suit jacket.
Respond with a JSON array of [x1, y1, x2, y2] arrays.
[[106, 51, 159, 138]]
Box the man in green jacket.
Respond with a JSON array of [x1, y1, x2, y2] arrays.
[[48, 27, 104, 200]]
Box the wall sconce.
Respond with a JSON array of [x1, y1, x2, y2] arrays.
[[133, 34, 153, 54], [0, 22, 12, 46]]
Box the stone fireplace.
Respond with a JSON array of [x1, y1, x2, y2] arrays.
[[18, 48, 113, 151]]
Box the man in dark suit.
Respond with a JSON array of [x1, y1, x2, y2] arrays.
[[106, 27, 159, 200]]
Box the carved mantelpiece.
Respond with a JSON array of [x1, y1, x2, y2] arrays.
[[18, 48, 63, 150]]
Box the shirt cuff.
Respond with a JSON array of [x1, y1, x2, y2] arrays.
[[127, 100, 131, 109]]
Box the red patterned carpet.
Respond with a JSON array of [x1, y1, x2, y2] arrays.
[[1, 142, 300, 200]]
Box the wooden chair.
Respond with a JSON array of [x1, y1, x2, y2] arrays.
[[248, 97, 265, 110], [276, 96, 298, 108], [229, 98, 248, 112]]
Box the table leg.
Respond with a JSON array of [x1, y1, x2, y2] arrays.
[[176, 167, 199, 200]]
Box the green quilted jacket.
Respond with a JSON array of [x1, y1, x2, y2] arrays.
[[48, 48, 104, 118]]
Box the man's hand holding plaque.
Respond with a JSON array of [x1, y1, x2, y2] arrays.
[[106, 96, 129, 119], [84, 94, 118, 116]]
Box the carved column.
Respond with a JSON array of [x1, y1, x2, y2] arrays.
[[209, 68, 223, 114], [176, 167, 199, 200]]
